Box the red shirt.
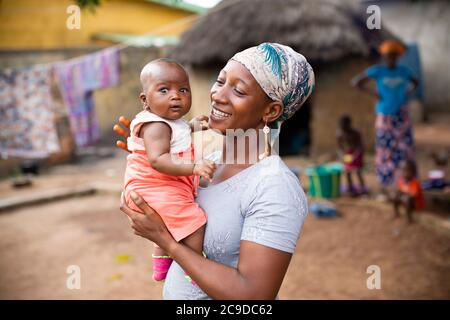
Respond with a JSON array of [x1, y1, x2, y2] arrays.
[[398, 177, 425, 210]]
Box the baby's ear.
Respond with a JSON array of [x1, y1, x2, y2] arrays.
[[139, 92, 147, 105]]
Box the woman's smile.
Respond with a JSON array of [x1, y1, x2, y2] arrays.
[[210, 106, 232, 121], [208, 60, 275, 133]]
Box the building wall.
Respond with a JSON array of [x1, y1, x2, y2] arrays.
[[0, 0, 195, 49], [310, 58, 378, 155]]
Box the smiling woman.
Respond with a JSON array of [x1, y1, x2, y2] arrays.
[[208, 60, 276, 134], [116, 43, 315, 300]]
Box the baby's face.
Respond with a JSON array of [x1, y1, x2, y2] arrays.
[[140, 62, 191, 120], [400, 161, 414, 181]]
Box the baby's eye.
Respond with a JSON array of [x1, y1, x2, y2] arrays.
[[180, 88, 190, 93], [159, 88, 169, 93], [215, 78, 225, 85]]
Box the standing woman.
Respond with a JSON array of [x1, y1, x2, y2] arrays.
[[352, 40, 418, 195], [115, 43, 314, 299]]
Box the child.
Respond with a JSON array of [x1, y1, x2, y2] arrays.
[[392, 159, 425, 223], [337, 114, 367, 196], [123, 58, 216, 282]]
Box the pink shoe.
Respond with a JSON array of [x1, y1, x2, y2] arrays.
[[152, 255, 173, 282]]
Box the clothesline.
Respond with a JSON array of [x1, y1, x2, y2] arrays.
[[1, 0, 246, 158]]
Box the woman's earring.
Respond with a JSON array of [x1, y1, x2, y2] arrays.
[[259, 121, 271, 160]]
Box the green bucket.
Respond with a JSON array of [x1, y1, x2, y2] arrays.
[[305, 163, 343, 198]]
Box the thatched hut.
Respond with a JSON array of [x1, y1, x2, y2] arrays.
[[170, 0, 401, 155]]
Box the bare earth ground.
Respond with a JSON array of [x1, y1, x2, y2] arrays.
[[0, 113, 449, 299]]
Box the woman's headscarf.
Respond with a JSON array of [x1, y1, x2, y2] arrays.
[[230, 43, 315, 126], [378, 40, 405, 56]]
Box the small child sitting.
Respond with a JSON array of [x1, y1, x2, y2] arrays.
[[123, 58, 216, 282], [391, 159, 425, 223], [337, 114, 367, 196]]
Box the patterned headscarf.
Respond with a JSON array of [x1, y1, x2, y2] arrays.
[[230, 43, 315, 125]]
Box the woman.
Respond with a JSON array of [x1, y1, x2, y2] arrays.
[[116, 43, 315, 299], [352, 40, 418, 195]]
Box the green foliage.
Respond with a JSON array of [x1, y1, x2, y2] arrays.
[[75, 0, 101, 12]]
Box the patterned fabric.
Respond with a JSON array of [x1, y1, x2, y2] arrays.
[[230, 43, 315, 123], [56, 48, 120, 147], [0, 64, 60, 158], [375, 106, 415, 186]]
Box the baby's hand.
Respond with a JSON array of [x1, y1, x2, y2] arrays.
[[193, 159, 217, 182], [189, 115, 209, 132]]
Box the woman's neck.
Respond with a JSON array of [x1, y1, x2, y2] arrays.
[[220, 127, 268, 166]]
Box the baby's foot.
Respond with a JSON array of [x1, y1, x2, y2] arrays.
[[152, 255, 173, 282]]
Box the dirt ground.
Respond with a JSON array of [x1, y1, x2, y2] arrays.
[[0, 192, 448, 299], [0, 113, 449, 299]]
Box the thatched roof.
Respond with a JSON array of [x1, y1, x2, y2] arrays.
[[170, 0, 400, 66]]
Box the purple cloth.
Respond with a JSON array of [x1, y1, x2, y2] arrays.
[[0, 64, 60, 158], [56, 48, 120, 147]]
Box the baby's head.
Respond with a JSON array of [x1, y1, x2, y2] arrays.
[[399, 159, 417, 182], [139, 58, 191, 120], [339, 114, 352, 132]]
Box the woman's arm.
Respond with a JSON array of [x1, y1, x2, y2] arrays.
[[406, 76, 419, 97], [122, 192, 292, 300], [351, 73, 379, 99]]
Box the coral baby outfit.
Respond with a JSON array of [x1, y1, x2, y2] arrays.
[[123, 111, 206, 242]]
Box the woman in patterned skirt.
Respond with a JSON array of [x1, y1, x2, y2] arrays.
[[352, 40, 419, 196]]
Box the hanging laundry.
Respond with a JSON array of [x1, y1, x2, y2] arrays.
[[0, 64, 60, 159], [56, 48, 120, 147]]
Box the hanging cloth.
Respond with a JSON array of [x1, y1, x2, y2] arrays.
[[0, 64, 60, 158], [56, 48, 120, 147]]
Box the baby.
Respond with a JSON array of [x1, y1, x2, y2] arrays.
[[123, 58, 216, 282], [391, 159, 425, 223]]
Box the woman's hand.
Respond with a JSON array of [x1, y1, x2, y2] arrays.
[[189, 115, 209, 132], [120, 191, 175, 251], [351, 74, 379, 100], [113, 116, 131, 153]]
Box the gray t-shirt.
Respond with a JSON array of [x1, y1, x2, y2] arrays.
[[163, 155, 308, 300]]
